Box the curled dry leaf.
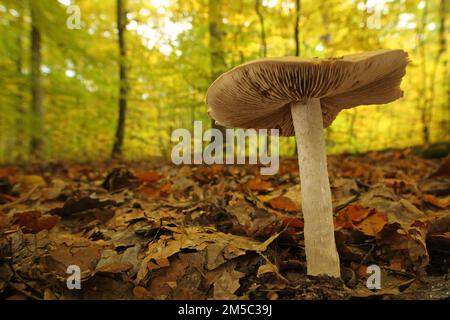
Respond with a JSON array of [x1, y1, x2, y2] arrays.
[[257, 263, 279, 278], [423, 194, 450, 209]]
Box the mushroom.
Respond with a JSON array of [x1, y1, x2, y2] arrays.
[[206, 49, 409, 277]]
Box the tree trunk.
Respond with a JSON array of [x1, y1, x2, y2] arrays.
[[255, 0, 267, 57], [15, 3, 25, 160], [30, 0, 44, 159], [417, 1, 430, 145], [208, 0, 226, 136], [112, 0, 128, 158], [428, 0, 447, 138], [294, 0, 301, 56]]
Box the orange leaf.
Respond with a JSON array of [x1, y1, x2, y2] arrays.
[[159, 182, 172, 197], [354, 211, 388, 236], [133, 286, 151, 299], [139, 182, 171, 198], [342, 165, 366, 178], [211, 164, 224, 175], [335, 204, 371, 228], [424, 194, 450, 209], [282, 218, 304, 229], [136, 171, 162, 184], [0, 193, 17, 202], [247, 178, 272, 191], [335, 204, 387, 236], [139, 187, 159, 197], [268, 196, 298, 212], [0, 167, 16, 178]]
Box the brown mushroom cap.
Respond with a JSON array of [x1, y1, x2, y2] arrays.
[[206, 49, 409, 136]]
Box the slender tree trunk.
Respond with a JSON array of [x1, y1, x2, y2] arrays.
[[14, 3, 25, 160], [294, 0, 301, 56], [417, 2, 430, 145], [255, 0, 267, 57], [30, 0, 44, 159], [428, 0, 447, 138], [208, 0, 226, 135], [112, 0, 128, 158]]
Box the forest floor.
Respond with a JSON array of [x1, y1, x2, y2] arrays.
[[0, 147, 449, 300]]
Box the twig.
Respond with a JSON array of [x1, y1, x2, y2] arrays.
[[257, 252, 289, 284], [0, 185, 39, 211]]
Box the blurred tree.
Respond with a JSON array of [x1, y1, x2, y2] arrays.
[[209, 0, 226, 136], [0, 0, 448, 163], [294, 0, 301, 56], [255, 0, 267, 57], [112, 0, 128, 158], [29, 0, 43, 159]]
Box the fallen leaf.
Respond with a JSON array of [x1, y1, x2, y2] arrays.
[[0, 167, 16, 178], [354, 211, 388, 236], [133, 286, 151, 299], [257, 263, 278, 278], [50, 196, 115, 217], [429, 156, 450, 178], [335, 204, 371, 229], [102, 168, 138, 191], [13, 211, 60, 234], [267, 196, 298, 212], [423, 194, 450, 208], [247, 178, 272, 192], [136, 171, 162, 184], [281, 217, 304, 229], [12, 175, 46, 193]]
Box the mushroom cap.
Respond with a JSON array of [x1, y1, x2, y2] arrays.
[[206, 49, 409, 136]]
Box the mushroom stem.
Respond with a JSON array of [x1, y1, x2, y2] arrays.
[[291, 98, 340, 277]]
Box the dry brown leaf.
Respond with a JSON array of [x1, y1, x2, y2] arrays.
[[13, 211, 60, 234], [354, 211, 388, 236], [133, 286, 151, 299], [267, 196, 298, 212], [423, 194, 450, 209], [247, 178, 272, 192], [136, 225, 280, 284], [0, 167, 16, 178], [335, 204, 371, 229], [257, 263, 278, 278], [41, 234, 103, 277], [429, 156, 450, 178], [136, 171, 162, 184]]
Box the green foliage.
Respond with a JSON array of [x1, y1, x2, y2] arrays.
[[0, 0, 449, 163]]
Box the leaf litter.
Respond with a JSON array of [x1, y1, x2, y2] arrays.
[[0, 149, 449, 300]]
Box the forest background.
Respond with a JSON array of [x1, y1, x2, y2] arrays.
[[0, 0, 449, 163]]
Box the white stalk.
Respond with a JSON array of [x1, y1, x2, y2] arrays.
[[291, 98, 340, 277]]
